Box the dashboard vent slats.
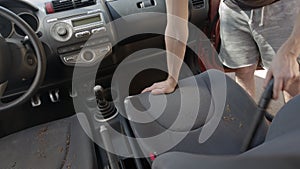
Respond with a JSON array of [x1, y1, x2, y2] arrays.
[[52, 0, 74, 12], [191, 0, 204, 9], [46, 0, 96, 14], [74, 0, 96, 8]]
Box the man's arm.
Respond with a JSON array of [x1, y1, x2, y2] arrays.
[[264, 12, 300, 99], [142, 0, 189, 94]]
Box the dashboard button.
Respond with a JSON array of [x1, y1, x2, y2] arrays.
[[91, 27, 106, 34], [100, 46, 110, 54], [46, 18, 58, 23], [94, 44, 112, 59], [63, 55, 78, 63], [75, 31, 91, 38]]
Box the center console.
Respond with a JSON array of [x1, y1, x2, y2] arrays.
[[43, 4, 114, 66]]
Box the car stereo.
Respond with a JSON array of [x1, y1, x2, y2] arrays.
[[49, 13, 105, 42], [47, 12, 112, 66]]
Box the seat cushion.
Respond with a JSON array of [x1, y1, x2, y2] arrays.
[[152, 95, 300, 169], [0, 115, 97, 169], [152, 149, 300, 169], [153, 129, 300, 169]]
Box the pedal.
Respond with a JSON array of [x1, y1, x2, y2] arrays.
[[31, 95, 41, 107], [49, 89, 60, 103]]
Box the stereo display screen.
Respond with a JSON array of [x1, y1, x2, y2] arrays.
[[72, 15, 102, 27]]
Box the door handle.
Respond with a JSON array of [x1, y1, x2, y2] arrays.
[[137, 0, 156, 8]]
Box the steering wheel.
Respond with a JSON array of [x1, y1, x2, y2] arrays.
[[0, 6, 46, 111]]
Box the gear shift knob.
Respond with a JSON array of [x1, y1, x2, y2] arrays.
[[93, 85, 117, 121], [94, 85, 105, 103]]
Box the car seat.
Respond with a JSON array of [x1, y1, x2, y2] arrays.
[[124, 70, 268, 159], [152, 93, 300, 169]]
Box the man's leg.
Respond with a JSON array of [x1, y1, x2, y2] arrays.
[[235, 63, 258, 98], [219, 1, 260, 99]]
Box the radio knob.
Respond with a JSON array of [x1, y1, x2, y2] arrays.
[[57, 27, 68, 36], [50, 22, 73, 42]]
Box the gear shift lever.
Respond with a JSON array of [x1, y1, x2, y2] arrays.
[[94, 85, 106, 103], [93, 85, 117, 121], [94, 86, 120, 169]]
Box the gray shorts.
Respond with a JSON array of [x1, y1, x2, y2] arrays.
[[219, 0, 300, 69]]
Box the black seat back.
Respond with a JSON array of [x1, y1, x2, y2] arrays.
[[125, 70, 268, 157]]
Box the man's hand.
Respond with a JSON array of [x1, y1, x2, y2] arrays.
[[264, 38, 300, 100], [141, 77, 177, 95]]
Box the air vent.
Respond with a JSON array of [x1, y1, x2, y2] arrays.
[[52, 0, 74, 13], [191, 0, 204, 9], [45, 0, 96, 14], [74, 0, 96, 8]]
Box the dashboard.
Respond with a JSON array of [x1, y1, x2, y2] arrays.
[[0, 0, 209, 94]]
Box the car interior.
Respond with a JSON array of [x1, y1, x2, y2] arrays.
[[0, 0, 299, 169]]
